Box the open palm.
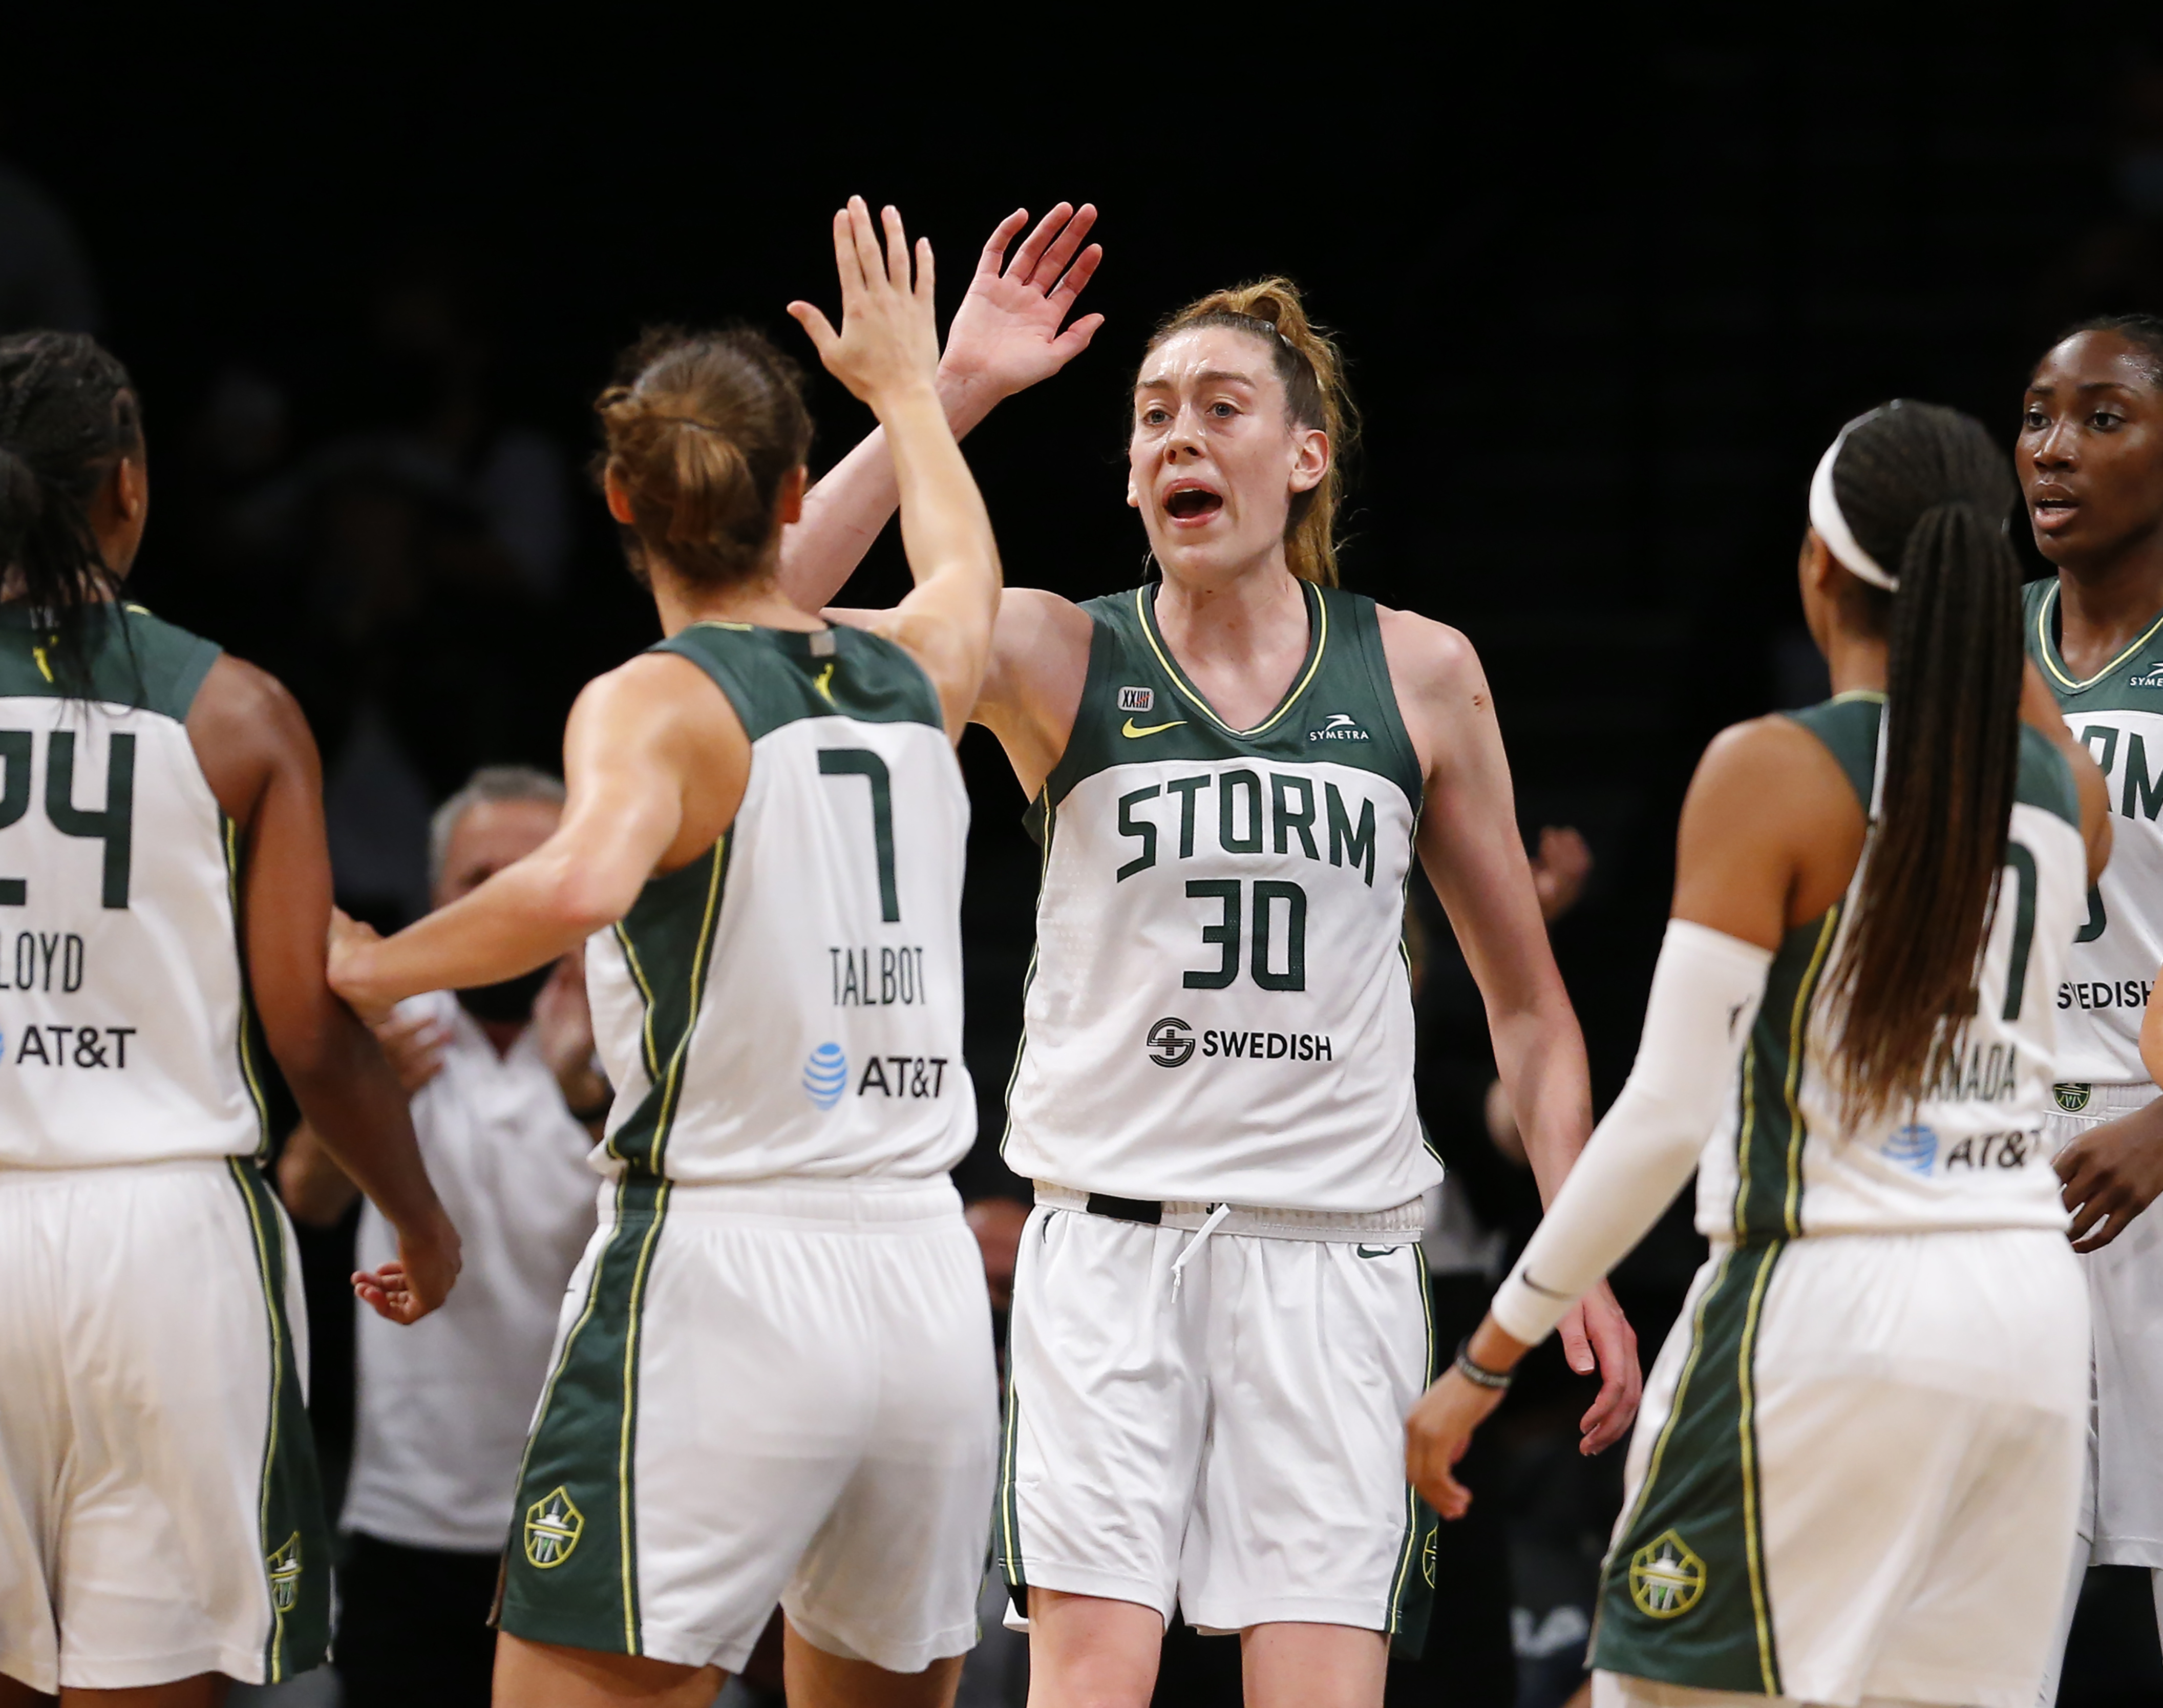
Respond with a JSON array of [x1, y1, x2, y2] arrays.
[[940, 203, 1105, 400]]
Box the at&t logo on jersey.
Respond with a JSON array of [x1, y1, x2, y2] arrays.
[[802, 1042, 849, 1109], [1308, 712, 1369, 743], [1880, 1123, 1937, 1175], [1118, 686, 1155, 713]]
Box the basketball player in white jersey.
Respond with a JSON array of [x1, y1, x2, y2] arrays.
[[1408, 400, 2111, 1708], [2015, 314, 2163, 1702], [329, 200, 1005, 1708], [787, 277, 1641, 1705], [0, 332, 459, 1705]]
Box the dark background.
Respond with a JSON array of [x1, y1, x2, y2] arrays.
[[10, 13, 2163, 1704]]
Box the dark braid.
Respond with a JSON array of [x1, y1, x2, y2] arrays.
[[1818, 399, 2025, 1124], [0, 332, 142, 687], [2050, 311, 2163, 387]]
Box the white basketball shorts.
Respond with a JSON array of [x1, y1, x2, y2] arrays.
[[1591, 1229, 2086, 1708], [0, 1157, 328, 1695], [497, 1174, 999, 1676], [998, 1188, 1437, 1645], [2044, 1079, 2163, 1567]]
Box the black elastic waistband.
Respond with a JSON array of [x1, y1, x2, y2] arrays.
[[1085, 1192, 1162, 1226]]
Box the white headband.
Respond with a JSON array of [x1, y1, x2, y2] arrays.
[[1808, 415, 1898, 592]]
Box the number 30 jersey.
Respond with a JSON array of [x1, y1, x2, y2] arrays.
[[584, 622, 974, 1185], [1003, 582, 1441, 1214], [2024, 578, 2163, 1084], [0, 603, 269, 1169]]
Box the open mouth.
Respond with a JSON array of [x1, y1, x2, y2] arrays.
[[2032, 487, 2080, 530], [1164, 483, 1223, 522]]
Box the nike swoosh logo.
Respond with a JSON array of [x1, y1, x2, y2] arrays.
[[1354, 1244, 1398, 1259], [1122, 718, 1186, 739]]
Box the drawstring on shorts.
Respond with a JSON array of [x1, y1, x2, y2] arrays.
[[1170, 1203, 1232, 1297]]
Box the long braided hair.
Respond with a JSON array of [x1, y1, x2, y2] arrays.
[[1817, 400, 2026, 1123], [0, 332, 142, 686]]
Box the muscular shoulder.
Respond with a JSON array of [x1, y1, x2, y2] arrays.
[[572, 650, 738, 755], [1676, 714, 1864, 943], [186, 653, 319, 826], [1373, 603, 1489, 775], [994, 586, 1095, 658]]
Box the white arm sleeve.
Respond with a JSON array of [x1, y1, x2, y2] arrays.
[[1488, 918, 1774, 1347]]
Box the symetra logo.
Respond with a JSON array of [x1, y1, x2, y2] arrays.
[[2133, 663, 2163, 689], [1146, 1017, 1196, 1067], [1308, 712, 1369, 742], [1117, 686, 1155, 712], [802, 1042, 850, 1109]]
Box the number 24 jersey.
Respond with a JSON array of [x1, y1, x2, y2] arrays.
[[1003, 582, 1440, 1214]]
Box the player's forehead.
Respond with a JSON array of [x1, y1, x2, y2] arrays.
[[1135, 326, 1279, 396], [2027, 329, 2160, 400]]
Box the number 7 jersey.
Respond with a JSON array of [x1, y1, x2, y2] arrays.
[[584, 622, 973, 1184], [0, 603, 271, 1168], [1003, 582, 1440, 1213]]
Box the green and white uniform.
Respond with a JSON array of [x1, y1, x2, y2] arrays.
[[999, 582, 1443, 1646], [1592, 696, 2089, 1708], [0, 605, 327, 1694], [499, 622, 995, 1676], [2024, 581, 2163, 1702]]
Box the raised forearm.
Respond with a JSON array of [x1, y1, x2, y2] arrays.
[[347, 857, 613, 1012], [883, 383, 999, 602], [775, 370, 998, 613]]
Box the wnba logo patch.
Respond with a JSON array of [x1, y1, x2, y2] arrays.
[[2055, 1083, 2092, 1114], [1117, 686, 1154, 712], [802, 1043, 850, 1109], [266, 1533, 302, 1612], [1628, 1530, 1705, 1618], [524, 1487, 584, 1568]]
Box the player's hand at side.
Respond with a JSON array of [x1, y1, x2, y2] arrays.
[[354, 1208, 462, 1325], [789, 197, 939, 414], [327, 907, 396, 1026], [370, 1006, 448, 1097], [939, 203, 1104, 406], [2055, 1100, 2163, 1252], [1561, 1279, 1642, 1454], [1405, 1369, 1507, 1520]]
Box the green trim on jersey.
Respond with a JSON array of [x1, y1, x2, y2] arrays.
[[2027, 578, 2163, 705], [1045, 581, 1424, 808], [605, 837, 730, 1178], [656, 619, 943, 742], [499, 1172, 672, 1657], [1787, 685, 2081, 829], [0, 601, 220, 717], [226, 1156, 331, 1683], [222, 816, 274, 1158], [1591, 1241, 1786, 1696], [1730, 909, 1839, 1242]]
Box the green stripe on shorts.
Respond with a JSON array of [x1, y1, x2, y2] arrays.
[[499, 1174, 671, 1657], [1592, 1241, 1786, 1695], [226, 1157, 331, 1682]]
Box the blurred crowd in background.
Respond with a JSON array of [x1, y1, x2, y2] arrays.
[[11, 19, 2163, 1707]]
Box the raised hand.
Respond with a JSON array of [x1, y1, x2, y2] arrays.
[[371, 1006, 449, 1097], [940, 203, 1105, 405], [789, 197, 940, 413]]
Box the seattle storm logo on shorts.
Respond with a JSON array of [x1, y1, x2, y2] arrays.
[[1146, 1017, 1195, 1068], [266, 1533, 303, 1612], [2054, 1083, 2093, 1114], [1628, 1530, 1705, 1618], [524, 1487, 584, 1569]]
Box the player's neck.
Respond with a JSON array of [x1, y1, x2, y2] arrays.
[[650, 561, 823, 637], [1152, 558, 1310, 729], [1822, 627, 1889, 700], [2053, 543, 2163, 678]]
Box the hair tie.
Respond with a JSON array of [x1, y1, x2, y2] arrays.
[[1808, 412, 1898, 592]]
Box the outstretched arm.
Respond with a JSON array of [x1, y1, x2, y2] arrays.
[[328, 655, 745, 1016], [774, 203, 1101, 615], [791, 199, 1002, 739], [1381, 608, 1640, 1451], [188, 655, 458, 1323]]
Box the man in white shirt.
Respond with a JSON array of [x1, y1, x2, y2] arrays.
[[281, 765, 607, 1706]]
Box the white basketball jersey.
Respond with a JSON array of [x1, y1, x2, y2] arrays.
[[1694, 694, 2087, 1239], [1003, 583, 1439, 1214], [585, 622, 973, 1184], [2025, 578, 2163, 1085], [0, 604, 265, 1168]]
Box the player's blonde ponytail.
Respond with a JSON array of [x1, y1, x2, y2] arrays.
[[1148, 278, 1356, 585], [595, 325, 812, 587]]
